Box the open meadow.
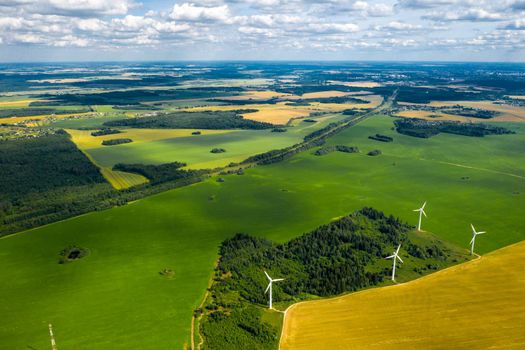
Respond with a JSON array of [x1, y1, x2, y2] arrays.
[[1, 114, 524, 349], [280, 240, 525, 350]]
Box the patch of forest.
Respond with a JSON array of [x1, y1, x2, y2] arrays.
[[314, 145, 359, 156], [113, 162, 207, 184], [0, 131, 115, 234], [104, 110, 275, 130], [394, 118, 514, 138], [91, 128, 122, 137], [368, 134, 393, 142], [199, 207, 469, 349], [101, 138, 133, 146]]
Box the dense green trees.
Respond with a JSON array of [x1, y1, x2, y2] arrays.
[[101, 138, 133, 146], [394, 118, 514, 138], [314, 145, 359, 156], [91, 128, 122, 137], [113, 162, 207, 184], [104, 110, 275, 130], [200, 208, 454, 349], [369, 134, 393, 142]]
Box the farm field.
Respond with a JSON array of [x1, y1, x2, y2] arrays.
[[280, 240, 525, 350], [1, 115, 524, 349], [70, 114, 347, 171], [398, 100, 525, 122], [187, 95, 382, 124]]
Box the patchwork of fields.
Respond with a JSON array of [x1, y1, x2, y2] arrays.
[[280, 240, 525, 350], [1, 115, 523, 349], [68, 114, 347, 176]]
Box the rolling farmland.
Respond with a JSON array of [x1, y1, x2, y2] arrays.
[[1, 114, 524, 349]]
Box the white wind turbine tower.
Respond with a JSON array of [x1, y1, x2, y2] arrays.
[[413, 201, 427, 231], [470, 224, 486, 255], [385, 244, 404, 282], [264, 271, 284, 309]]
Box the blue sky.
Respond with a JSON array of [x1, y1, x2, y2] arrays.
[[0, 0, 524, 62]]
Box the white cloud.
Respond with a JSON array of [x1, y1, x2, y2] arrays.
[[169, 3, 232, 23], [424, 8, 505, 21], [307, 23, 360, 34]]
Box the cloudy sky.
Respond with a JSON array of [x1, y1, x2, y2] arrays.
[[0, 0, 524, 62]]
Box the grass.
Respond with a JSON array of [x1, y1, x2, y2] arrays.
[[0, 115, 523, 349], [280, 240, 525, 350]]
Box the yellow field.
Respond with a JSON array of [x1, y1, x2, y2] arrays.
[[280, 241, 525, 350], [99, 168, 148, 190], [66, 128, 233, 149], [507, 95, 525, 100], [0, 99, 39, 108], [187, 95, 382, 124]]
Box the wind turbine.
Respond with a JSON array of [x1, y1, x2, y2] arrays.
[[470, 224, 485, 255], [385, 244, 404, 282], [264, 271, 284, 309], [413, 201, 427, 231]]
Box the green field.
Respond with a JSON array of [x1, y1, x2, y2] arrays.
[[1, 115, 523, 349], [80, 114, 346, 170]]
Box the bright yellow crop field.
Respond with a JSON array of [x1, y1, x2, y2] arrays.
[[280, 240, 525, 350]]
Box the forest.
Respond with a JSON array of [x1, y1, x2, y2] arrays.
[[199, 207, 456, 349], [104, 110, 275, 130], [394, 118, 514, 138], [112, 162, 207, 184]]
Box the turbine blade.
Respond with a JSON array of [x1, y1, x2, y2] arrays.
[[478, 231, 486, 235], [422, 210, 427, 217], [471, 224, 476, 233], [397, 256, 404, 264], [422, 201, 427, 209], [470, 237, 475, 245], [385, 254, 395, 259], [264, 270, 271, 281], [273, 278, 284, 282], [413, 209, 419, 212], [396, 244, 401, 254], [265, 282, 271, 294]]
